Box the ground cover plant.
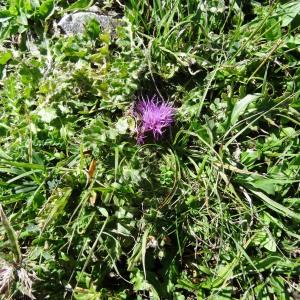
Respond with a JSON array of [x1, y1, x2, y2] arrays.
[[0, 0, 300, 299]]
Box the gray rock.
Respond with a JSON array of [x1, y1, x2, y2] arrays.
[[58, 11, 120, 35]]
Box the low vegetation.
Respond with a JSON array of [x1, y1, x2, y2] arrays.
[[0, 0, 300, 299]]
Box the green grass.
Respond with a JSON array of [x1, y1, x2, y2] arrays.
[[0, 0, 300, 299]]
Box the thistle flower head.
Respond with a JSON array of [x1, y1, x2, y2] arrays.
[[135, 95, 175, 143]]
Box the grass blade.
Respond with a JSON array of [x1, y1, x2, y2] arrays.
[[0, 204, 22, 263]]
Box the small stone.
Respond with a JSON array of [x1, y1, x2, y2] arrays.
[[58, 12, 120, 35]]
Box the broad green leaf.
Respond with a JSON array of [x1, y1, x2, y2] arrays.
[[130, 268, 147, 291], [230, 94, 260, 125], [280, 1, 300, 27], [264, 18, 281, 41], [263, 234, 277, 252], [16, 12, 28, 25], [37, 0, 55, 19], [211, 259, 238, 288], [98, 207, 108, 217], [0, 51, 12, 65], [9, 0, 19, 15], [253, 256, 283, 271], [65, 0, 94, 11], [248, 178, 276, 195], [263, 211, 300, 239], [250, 189, 300, 221], [270, 276, 290, 300]]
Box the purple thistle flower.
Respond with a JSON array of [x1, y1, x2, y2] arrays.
[[135, 95, 175, 143]]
